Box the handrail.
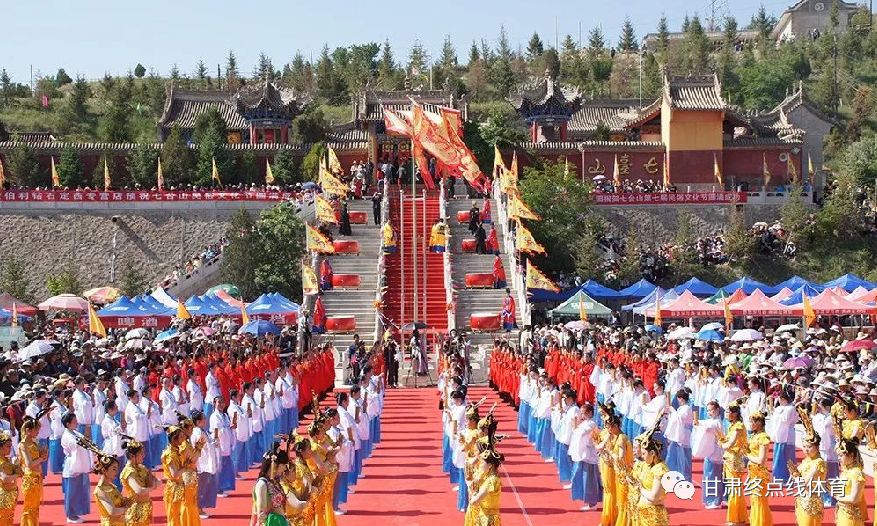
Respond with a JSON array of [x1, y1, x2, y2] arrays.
[[439, 178, 455, 331], [374, 188, 390, 344], [493, 178, 530, 328]]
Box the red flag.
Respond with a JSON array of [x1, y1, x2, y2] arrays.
[[383, 107, 412, 136]]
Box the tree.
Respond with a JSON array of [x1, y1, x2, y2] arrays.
[[377, 39, 401, 89], [238, 150, 259, 185], [468, 41, 481, 67], [748, 5, 777, 39], [225, 50, 240, 90], [480, 107, 527, 148], [840, 134, 877, 189], [588, 27, 606, 50], [134, 63, 146, 78], [195, 125, 232, 186], [7, 143, 42, 187], [0, 257, 34, 304], [220, 209, 261, 301], [0, 69, 12, 107], [683, 15, 711, 72], [119, 262, 148, 297], [285, 52, 316, 93], [543, 49, 561, 80], [254, 52, 275, 81], [252, 202, 306, 301], [779, 181, 813, 250], [195, 60, 209, 87], [407, 40, 429, 89], [724, 201, 757, 265], [572, 224, 605, 281], [127, 144, 159, 187], [815, 172, 861, 242], [99, 83, 131, 142], [301, 142, 326, 181], [272, 148, 298, 184], [518, 160, 594, 272], [844, 87, 875, 142], [527, 32, 545, 59], [292, 108, 328, 144], [618, 17, 638, 52], [45, 266, 82, 297], [489, 26, 517, 97], [0, 119, 7, 142], [440, 35, 458, 71], [316, 45, 345, 104], [57, 146, 84, 188], [55, 68, 72, 86], [656, 16, 670, 54], [560, 35, 584, 86], [193, 108, 228, 144], [57, 75, 93, 138], [160, 124, 194, 186], [669, 210, 700, 280]]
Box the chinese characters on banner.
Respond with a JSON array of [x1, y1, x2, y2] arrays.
[[592, 192, 747, 206], [0, 190, 301, 202]]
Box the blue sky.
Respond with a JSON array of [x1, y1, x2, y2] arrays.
[[1, 0, 795, 83]]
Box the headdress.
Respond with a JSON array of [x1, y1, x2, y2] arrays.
[[635, 414, 664, 456], [123, 439, 144, 454], [76, 432, 117, 474], [796, 405, 820, 446], [0, 430, 10, 445], [598, 401, 621, 427], [164, 425, 182, 439], [479, 446, 505, 467], [175, 411, 194, 429], [837, 437, 863, 468], [465, 403, 480, 421]]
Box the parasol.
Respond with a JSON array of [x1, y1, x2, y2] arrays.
[[644, 324, 663, 334], [782, 356, 814, 369], [730, 329, 764, 342], [667, 327, 697, 341], [38, 294, 89, 312], [125, 328, 150, 339], [564, 320, 590, 331], [842, 340, 877, 352], [82, 287, 121, 304], [18, 339, 61, 360], [696, 329, 724, 342]]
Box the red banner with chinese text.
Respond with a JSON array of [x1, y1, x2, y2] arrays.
[[591, 192, 747, 206]]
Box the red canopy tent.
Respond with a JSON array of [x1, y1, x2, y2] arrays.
[[0, 293, 38, 316], [849, 287, 877, 303], [729, 289, 793, 316], [645, 290, 724, 318], [787, 289, 876, 316], [214, 290, 246, 308]]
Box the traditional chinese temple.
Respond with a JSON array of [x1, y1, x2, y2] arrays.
[[157, 80, 310, 144], [505, 70, 836, 190]]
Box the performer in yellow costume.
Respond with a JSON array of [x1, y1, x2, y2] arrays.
[[163, 426, 187, 526], [177, 417, 205, 526], [632, 418, 670, 526], [596, 404, 630, 526], [307, 413, 339, 526], [18, 417, 47, 526], [280, 435, 312, 526], [718, 402, 748, 526], [790, 407, 825, 526], [841, 400, 864, 441], [429, 219, 448, 252], [746, 412, 773, 526], [121, 439, 156, 526], [468, 445, 503, 526], [835, 438, 866, 526], [289, 436, 318, 526], [0, 430, 20, 526], [93, 454, 131, 526], [382, 222, 398, 253]]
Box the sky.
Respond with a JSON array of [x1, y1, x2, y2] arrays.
[[1, 0, 797, 84]]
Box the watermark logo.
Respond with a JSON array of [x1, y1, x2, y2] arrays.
[[662, 471, 695, 500]]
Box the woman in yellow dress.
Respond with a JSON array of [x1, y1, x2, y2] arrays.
[[281, 436, 312, 526], [841, 400, 864, 441], [382, 222, 398, 253], [746, 412, 773, 526], [596, 406, 627, 526], [835, 438, 866, 526], [469, 447, 503, 526], [94, 454, 131, 526], [718, 403, 748, 526], [178, 417, 205, 526], [18, 417, 47, 526], [307, 415, 338, 526], [633, 422, 670, 526], [163, 426, 187, 526], [121, 439, 157, 526], [0, 430, 20, 526], [790, 407, 825, 526], [290, 436, 318, 526]]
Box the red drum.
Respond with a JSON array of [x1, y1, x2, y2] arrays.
[[461, 239, 477, 252], [470, 313, 501, 332], [349, 211, 367, 224], [326, 315, 356, 332], [457, 210, 471, 223], [331, 274, 361, 288], [333, 240, 360, 254], [465, 273, 494, 288]]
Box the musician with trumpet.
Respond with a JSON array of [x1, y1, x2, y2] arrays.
[[61, 412, 92, 524]]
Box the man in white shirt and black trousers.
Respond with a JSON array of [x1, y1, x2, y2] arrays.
[[61, 412, 92, 524]]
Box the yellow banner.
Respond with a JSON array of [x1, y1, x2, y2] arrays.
[[327, 147, 343, 175], [88, 303, 107, 337], [526, 263, 558, 292], [319, 164, 348, 197], [515, 223, 546, 255], [212, 157, 222, 184], [51, 157, 60, 187], [266, 160, 275, 184], [240, 303, 250, 325], [307, 224, 335, 254], [508, 191, 540, 221], [157, 157, 164, 190], [315, 194, 338, 224], [104, 159, 112, 191], [501, 151, 519, 193], [177, 300, 192, 320], [303, 263, 319, 295], [803, 294, 816, 328]]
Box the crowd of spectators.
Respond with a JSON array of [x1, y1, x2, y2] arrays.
[[158, 238, 229, 290]]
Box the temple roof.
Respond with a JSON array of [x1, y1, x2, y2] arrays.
[[232, 81, 308, 117], [354, 88, 459, 122], [663, 73, 726, 111], [508, 71, 582, 121]]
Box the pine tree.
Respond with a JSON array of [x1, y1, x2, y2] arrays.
[[134, 63, 146, 78], [316, 45, 337, 100], [748, 5, 777, 39], [490, 26, 517, 97], [408, 40, 428, 77], [254, 52, 274, 81], [378, 39, 400, 89], [0, 69, 11, 107], [57, 146, 84, 188], [656, 16, 670, 54], [55, 68, 72, 86], [588, 27, 606, 50], [0, 257, 34, 304], [440, 35, 458, 70], [683, 15, 711, 72], [682, 14, 691, 33], [238, 150, 259, 185], [160, 124, 194, 186], [225, 50, 240, 90], [7, 144, 42, 187], [99, 84, 131, 142], [560, 35, 583, 86], [527, 32, 545, 58], [468, 41, 481, 67], [619, 17, 638, 52], [543, 48, 561, 79], [170, 64, 180, 80], [127, 144, 159, 188], [195, 60, 208, 87]]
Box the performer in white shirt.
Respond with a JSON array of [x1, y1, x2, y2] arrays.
[[24, 389, 52, 476], [113, 371, 130, 413], [278, 362, 299, 433], [365, 367, 383, 446], [692, 400, 724, 509], [569, 403, 600, 510], [812, 396, 838, 507], [769, 388, 798, 483], [61, 412, 91, 523], [208, 395, 235, 497], [204, 363, 222, 419], [327, 407, 353, 514], [261, 373, 278, 454], [664, 389, 694, 481], [555, 389, 579, 484], [71, 377, 95, 439], [186, 368, 204, 414], [517, 367, 535, 435], [337, 392, 361, 489], [92, 376, 109, 449], [743, 378, 766, 431], [525, 372, 541, 444], [48, 390, 68, 474], [244, 381, 263, 465], [348, 385, 370, 479], [446, 390, 467, 489], [143, 389, 163, 469], [124, 389, 150, 469], [172, 374, 190, 417], [192, 410, 219, 519], [100, 400, 125, 488], [158, 377, 179, 458], [228, 388, 251, 476]]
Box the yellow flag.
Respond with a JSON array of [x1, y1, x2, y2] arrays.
[[723, 297, 733, 331], [266, 160, 275, 184], [240, 303, 250, 325], [88, 303, 107, 338], [51, 157, 60, 187], [787, 155, 798, 183], [306, 223, 335, 254], [302, 263, 319, 295], [501, 151, 519, 193], [662, 154, 670, 188], [508, 191, 540, 220], [493, 144, 506, 179], [578, 293, 588, 322], [515, 223, 546, 255], [177, 300, 192, 320], [327, 147, 343, 175], [315, 193, 338, 224], [763, 153, 771, 187], [525, 263, 559, 292], [802, 293, 816, 328], [653, 292, 662, 326], [808, 153, 815, 186], [10, 302, 17, 329], [318, 163, 348, 197], [104, 158, 111, 191], [714, 153, 723, 186], [157, 157, 164, 190], [212, 157, 222, 185], [0, 156, 5, 188], [613, 154, 621, 188]]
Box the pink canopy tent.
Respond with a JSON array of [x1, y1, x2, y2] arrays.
[[215, 290, 246, 308], [0, 293, 38, 316], [729, 289, 793, 316], [849, 287, 877, 303], [645, 290, 724, 318], [770, 287, 794, 302], [786, 289, 876, 316]]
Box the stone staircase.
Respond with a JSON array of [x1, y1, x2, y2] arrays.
[[315, 199, 381, 386]]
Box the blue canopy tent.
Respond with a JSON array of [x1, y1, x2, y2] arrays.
[[579, 280, 622, 299], [0, 308, 32, 323], [617, 279, 657, 300], [622, 288, 679, 315], [672, 278, 718, 297], [246, 294, 300, 316], [98, 296, 138, 316], [130, 294, 175, 315], [527, 287, 579, 303], [721, 277, 770, 295], [184, 295, 223, 316], [267, 292, 301, 311], [201, 293, 239, 315], [765, 275, 822, 296], [780, 285, 828, 306], [822, 273, 876, 293]]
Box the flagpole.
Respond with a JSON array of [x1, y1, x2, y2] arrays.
[[412, 137, 418, 325]]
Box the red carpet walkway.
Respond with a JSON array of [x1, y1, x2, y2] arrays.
[[26, 386, 877, 525]]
